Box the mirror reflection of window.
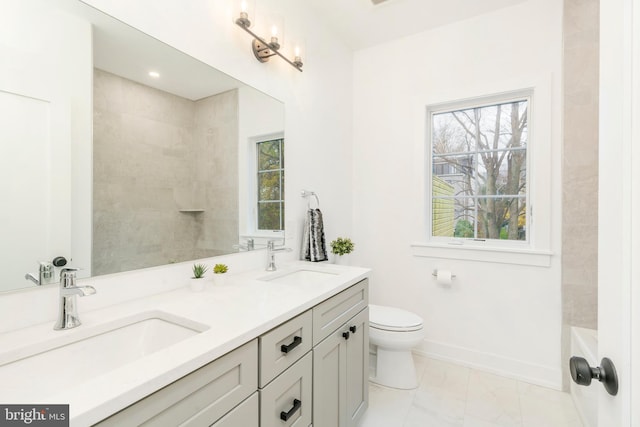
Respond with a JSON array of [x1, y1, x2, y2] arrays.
[[256, 138, 285, 231]]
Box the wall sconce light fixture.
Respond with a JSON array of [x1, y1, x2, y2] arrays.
[[235, 4, 303, 72]]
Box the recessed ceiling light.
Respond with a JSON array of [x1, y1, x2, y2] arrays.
[[148, 71, 160, 78]]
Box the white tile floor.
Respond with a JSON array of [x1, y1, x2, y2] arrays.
[[359, 355, 584, 427]]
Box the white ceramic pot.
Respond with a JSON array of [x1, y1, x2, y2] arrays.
[[333, 253, 351, 265], [212, 274, 227, 286]]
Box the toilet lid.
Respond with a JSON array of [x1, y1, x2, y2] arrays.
[[369, 304, 423, 332]]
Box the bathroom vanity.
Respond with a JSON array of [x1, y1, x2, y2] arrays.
[[0, 262, 369, 426]]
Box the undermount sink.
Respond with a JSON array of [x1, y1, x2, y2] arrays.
[[0, 311, 208, 401], [259, 268, 339, 285]]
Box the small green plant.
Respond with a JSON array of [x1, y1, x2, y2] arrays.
[[213, 263, 228, 274], [330, 237, 355, 256], [192, 263, 208, 279]]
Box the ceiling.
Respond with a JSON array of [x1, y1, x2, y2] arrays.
[[65, 0, 531, 97], [306, 0, 529, 50], [91, 13, 243, 101], [66, 0, 244, 100]]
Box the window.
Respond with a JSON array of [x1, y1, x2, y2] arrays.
[[256, 137, 284, 231], [429, 93, 529, 243]]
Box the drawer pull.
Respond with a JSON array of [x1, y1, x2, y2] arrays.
[[342, 331, 350, 340], [280, 336, 302, 353], [280, 398, 302, 421], [349, 325, 357, 334]]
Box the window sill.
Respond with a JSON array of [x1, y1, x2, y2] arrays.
[[241, 232, 285, 238], [410, 242, 553, 267]]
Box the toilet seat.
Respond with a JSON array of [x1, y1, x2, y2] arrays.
[[369, 304, 423, 332]]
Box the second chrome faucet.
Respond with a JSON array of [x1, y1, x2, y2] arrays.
[[266, 240, 292, 271], [54, 268, 96, 330]]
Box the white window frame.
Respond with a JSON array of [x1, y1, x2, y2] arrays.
[[427, 89, 533, 250], [410, 85, 562, 267], [246, 133, 285, 238]]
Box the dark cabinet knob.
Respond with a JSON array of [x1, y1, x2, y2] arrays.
[[570, 356, 619, 396], [349, 325, 357, 334], [342, 331, 350, 340]]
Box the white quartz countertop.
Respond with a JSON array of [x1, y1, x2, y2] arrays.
[[0, 261, 370, 426]]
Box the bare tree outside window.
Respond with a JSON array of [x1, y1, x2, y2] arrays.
[[431, 98, 528, 241]]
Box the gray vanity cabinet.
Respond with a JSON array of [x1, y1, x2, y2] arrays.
[[93, 278, 368, 427], [312, 280, 369, 427]]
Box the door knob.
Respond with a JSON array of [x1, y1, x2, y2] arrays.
[[569, 356, 618, 396]]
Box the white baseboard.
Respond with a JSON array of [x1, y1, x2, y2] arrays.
[[414, 339, 563, 390]]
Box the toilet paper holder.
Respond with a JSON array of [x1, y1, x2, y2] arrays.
[[432, 270, 456, 279]]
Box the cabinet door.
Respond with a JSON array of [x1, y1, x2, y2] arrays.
[[95, 340, 257, 427], [313, 325, 347, 427], [313, 308, 369, 427], [345, 308, 369, 427], [212, 392, 258, 427]]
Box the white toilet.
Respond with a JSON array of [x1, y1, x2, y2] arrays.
[[369, 304, 425, 389]]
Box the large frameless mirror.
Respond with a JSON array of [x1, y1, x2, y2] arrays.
[[0, 0, 284, 292]]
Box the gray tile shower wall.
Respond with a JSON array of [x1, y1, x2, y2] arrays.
[[92, 69, 239, 275]]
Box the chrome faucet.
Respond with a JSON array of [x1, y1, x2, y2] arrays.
[[54, 268, 96, 330], [266, 240, 292, 271], [234, 238, 255, 251], [25, 256, 68, 286], [25, 262, 54, 286]]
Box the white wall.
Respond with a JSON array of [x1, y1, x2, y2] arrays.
[[2, 0, 566, 389], [81, 0, 355, 256], [352, 0, 564, 388], [0, 0, 92, 289]]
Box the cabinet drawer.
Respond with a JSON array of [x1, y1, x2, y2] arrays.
[[260, 310, 312, 387], [260, 351, 312, 427], [95, 340, 258, 427], [212, 392, 258, 427], [313, 279, 368, 345]]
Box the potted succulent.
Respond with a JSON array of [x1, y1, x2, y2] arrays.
[[190, 263, 208, 292], [212, 263, 229, 285], [330, 237, 354, 265]]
